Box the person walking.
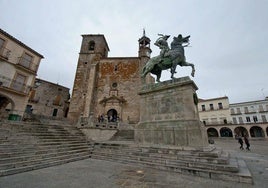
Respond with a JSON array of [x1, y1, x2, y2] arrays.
[[244, 136, 250, 151], [238, 136, 244, 150]]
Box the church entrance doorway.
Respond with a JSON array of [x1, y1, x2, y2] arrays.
[[107, 109, 118, 122]]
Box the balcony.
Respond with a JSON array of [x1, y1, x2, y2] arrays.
[[0, 75, 31, 95], [16, 56, 38, 73], [0, 46, 11, 60]]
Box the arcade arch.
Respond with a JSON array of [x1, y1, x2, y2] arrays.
[[234, 126, 248, 137], [220, 127, 233, 137], [250, 126, 265, 137], [207, 127, 219, 137]]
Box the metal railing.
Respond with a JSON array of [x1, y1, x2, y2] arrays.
[[0, 75, 31, 94]]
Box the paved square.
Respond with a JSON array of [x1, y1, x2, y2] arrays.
[[0, 139, 267, 188]]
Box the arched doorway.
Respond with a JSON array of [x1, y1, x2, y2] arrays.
[[207, 128, 219, 137], [107, 109, 118, 122], [220, 127, 233, 137], [250, 126, 265, 137], [234, 126, 248, 137], [0, 95, 15, 119]]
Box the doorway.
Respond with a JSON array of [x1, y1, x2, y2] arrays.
[[107, 109, 118, 122]]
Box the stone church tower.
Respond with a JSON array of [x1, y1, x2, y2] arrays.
[[68, 31, 153, 125]]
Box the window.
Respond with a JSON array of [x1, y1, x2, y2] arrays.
[[236, 108, 241, 114], [89, 41, 95, 50], [253, 116, 258, 122], [53, 95, 62, 106], [20, 53, 33, 68], [261, 115, 267, 122], [218, 102, 223, 109], [11, 73, 26, 92], [244, 107, 249, 113], [230, 108, 235, 114], [0, 38, 5, 50], [28, 89, 36, 102], [246, 116, 251, 122], [259, 105, 264, 112], [232, 117, 237, 124], [114, 65, 118, 71], [251, 106, 255, 113], [25, 105, 33, 114], [238, 117, 243, 124], [52, 109, 58, 117], [0, 38, 10, 59], [209, 104, 214, 110], [201, 105, 206, 111]]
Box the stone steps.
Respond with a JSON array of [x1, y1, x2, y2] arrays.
[[0, 150, 91, 170], [0, 155, 91, 177], [0, 121, 92, 176], [110, 130, 134, 141], [91, 142, 253, 184]]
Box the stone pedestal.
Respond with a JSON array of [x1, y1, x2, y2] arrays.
[[135, 77, 208, 147]]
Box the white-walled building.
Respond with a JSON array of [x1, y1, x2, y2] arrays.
[[230, 97, 268, 124], [0, 28, 44, 120], [198, 96, 232, 125], [198, 96, 268, 138], [229, 97, 268, 137]]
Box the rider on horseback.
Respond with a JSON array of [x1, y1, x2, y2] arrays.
[[141, 33, 195, 82], [154, 34, 170, 59]]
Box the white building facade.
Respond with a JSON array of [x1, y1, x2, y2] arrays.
[[229, 97, 268, 137], [198, 96, 268, 138]]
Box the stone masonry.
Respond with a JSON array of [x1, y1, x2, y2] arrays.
[[68, 32, 153, 125]]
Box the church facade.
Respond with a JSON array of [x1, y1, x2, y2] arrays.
[[68, 32, 154, 125]]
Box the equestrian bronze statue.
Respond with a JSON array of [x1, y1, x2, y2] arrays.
[[141, 34, 195, 82]]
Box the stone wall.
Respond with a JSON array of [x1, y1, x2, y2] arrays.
[[27, 78, 70, 118]]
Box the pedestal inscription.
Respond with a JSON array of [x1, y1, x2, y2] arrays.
[[135, 77, 208, 147]]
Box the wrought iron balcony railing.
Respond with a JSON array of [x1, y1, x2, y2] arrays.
[[17, 56, 38, 72], [0, 75, 31, 95], [0, 46, 38, 73]]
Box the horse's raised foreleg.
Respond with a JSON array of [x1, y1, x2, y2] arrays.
[[189, 63, 195, 77], [181, 61, 195, 77]]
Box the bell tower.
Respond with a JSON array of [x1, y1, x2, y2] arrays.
[[138, 29, 151, 59], [68, 34, 109, 123]]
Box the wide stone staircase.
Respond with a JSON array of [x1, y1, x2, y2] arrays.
[[0, 121, 93, 176], [0, 121, 253, 184], [91, 141, 253, 184], [110, 130, 134, 141]]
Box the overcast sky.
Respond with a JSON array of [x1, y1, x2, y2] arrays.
[[1, 0, 267, 103]]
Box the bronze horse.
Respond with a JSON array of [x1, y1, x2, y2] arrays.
[[141, 34, 195, 82]]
